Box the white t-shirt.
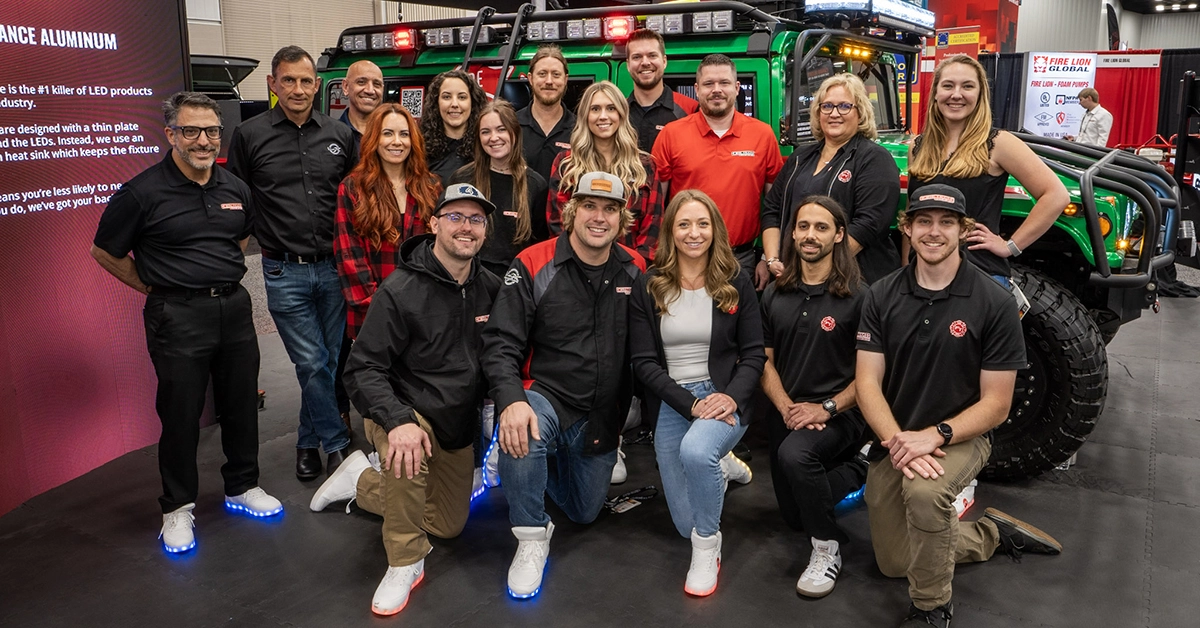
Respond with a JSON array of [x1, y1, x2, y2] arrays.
[[660, 287, 713, 384]]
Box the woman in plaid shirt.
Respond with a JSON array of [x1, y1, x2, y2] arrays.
[[334, 104, 442, 339]]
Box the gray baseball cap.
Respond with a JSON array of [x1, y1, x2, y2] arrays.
[[435, 182, 497, 215], [572, 171, 627, 203]]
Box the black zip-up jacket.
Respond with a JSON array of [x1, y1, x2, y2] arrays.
[[482, 235, 646, 454], [344, 234, 500, 450], [629, 269, 766, 425], [761, 133, 901, 284]]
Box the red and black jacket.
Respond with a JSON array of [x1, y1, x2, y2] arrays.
[[482, 235, 646, 454]]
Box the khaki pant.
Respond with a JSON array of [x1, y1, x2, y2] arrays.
[[356, 416, 475, 566], [865, 435, 1001, 610]]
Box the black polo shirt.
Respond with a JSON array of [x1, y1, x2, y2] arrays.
[[762, 280, 865, 403], [337, 107, 363, 157], [518, 105, 575, 184], [628, 85, 698, 153], [857, 261, 1025, 434], [94, 154, 254, 289], [226, 106, 355, 257]]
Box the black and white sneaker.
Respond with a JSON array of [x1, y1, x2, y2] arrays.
[[984, 507, 1062, 558], [796, 538, 841, 598], [899, 602, 952, 627]]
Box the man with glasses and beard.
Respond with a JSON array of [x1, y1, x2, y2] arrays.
[[652, 54, 782, 289], [91, 92, 283, 553], [309, 184, 500, 616]]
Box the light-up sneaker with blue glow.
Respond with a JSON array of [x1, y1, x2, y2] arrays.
[[225, 487, 283, 518], [508, 522, 554, 598], [160, 503, 196, 553]]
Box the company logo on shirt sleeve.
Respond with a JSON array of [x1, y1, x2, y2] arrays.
[[857, 331, 872, 342], [503, 268, 521, 286]]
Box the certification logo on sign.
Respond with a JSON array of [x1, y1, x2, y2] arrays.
[[1022, 53, 1096, 139]]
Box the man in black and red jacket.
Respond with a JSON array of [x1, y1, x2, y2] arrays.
[[482, 171, 646, 599]]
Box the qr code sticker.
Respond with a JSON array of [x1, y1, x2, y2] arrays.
[[401, 87, 424, 118]]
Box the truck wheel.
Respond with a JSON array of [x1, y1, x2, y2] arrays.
[[982, 265, 1108, 481]]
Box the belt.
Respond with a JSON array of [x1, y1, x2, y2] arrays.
[[261, 248, 332, 264], [151, 283, 237, 298]]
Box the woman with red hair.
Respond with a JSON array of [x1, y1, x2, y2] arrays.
[[334, 103, 441, 339]]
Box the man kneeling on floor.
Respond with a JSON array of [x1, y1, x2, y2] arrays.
[[482, 172, 646, 598], [309, 184, 500, 616], [855, 184, 1062, 628]]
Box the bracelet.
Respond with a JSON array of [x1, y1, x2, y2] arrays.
[[765, 257, 779, 265], [1005, 239, 1022, 257]]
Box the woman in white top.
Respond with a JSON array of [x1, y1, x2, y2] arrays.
[[628, 189, 766, 598]]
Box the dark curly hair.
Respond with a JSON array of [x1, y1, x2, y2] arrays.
[[420, 69, 487, 166]]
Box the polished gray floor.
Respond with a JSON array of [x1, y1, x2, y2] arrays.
[[1, 276, 1198, 627]]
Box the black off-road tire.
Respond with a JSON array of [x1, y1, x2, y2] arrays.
[[982, 265, 1108, 481]]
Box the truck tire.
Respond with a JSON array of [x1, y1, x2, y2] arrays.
[[982, 265, 1108, 481]]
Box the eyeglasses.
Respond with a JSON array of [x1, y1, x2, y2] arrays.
[[171, 125, 223, 140], [818, 102, 855, 115], [436, 212, 488, 226]]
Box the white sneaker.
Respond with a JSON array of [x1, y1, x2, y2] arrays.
[[685, 528, 722, 596], [472, 467, 485, 498], [611, 438, 628, 485], [225, 487, 283, 517], [310, 450, 371, 512], [483, 437, 501, 487], [159, 503, 196, 553], [371, 558, 425, 616], [720, 451, 752, 485], [796, 538, 842, 598], [508, 522, 554, 598], [953, 480, 978, 518]]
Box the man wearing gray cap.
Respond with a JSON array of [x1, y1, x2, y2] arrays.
[[309, 183, 500, 616], [482, 171, 647, 599], [855, 184, 1061, 627]]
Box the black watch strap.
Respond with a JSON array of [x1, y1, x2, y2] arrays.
[[936, 422, 953, 446]]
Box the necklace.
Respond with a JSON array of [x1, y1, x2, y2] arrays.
[[680, 273, 705, 290]]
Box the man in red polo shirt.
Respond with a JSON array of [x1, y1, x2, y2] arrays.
[[652, 53, 783, 288]]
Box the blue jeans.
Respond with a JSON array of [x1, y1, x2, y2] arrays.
[[498, 390, 618, 527], [261, 257, 350, 453], [654, 379, 748, 538]]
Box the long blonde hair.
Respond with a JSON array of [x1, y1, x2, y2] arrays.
[[909, 54, 993, 180], [647, 190, 740, 316], [557, 81, 648, 201]]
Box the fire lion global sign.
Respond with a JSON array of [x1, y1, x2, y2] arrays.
[[1022, 52, 1096, 139]]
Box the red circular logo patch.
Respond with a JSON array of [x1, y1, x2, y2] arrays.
[[837, 169, 852, 183], [821, 316, 836, 331], [949, 320, 968, 337]]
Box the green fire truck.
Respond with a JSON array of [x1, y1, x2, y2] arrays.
[[318, 0, 1197, 480]]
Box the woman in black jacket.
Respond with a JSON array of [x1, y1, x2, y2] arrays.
[[761, 73, 900, 284], [629, 189, 766, 598]]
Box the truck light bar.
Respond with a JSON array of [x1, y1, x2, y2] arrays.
[[805, 0, 935, 34], [423, 25, 495, 48], [345, 28, 417, 51]]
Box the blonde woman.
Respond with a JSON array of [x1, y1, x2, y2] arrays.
[[628, 190, 766, 597], [762, 73, 900, 284], [907, 54, 1068, 287], [547, 81, 664, 262]]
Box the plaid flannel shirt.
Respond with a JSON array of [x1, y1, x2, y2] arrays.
[[546, 150, 664, 262], [334, 179, 427, 339]]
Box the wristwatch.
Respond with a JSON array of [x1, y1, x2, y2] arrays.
[[936, 422, 954, 446], [821, 398, 838, 418]]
